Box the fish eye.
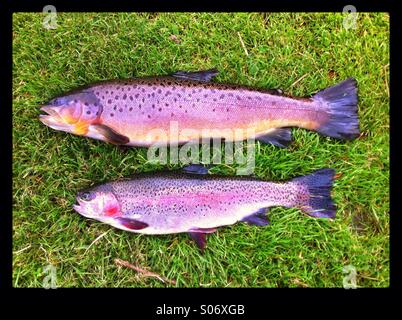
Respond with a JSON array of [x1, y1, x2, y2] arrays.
[[79, 192, 94, 202]]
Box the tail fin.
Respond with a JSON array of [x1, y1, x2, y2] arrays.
[[292, 168, 336, 218], [313, 78, 359, 140]]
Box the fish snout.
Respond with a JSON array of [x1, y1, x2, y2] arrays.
[[39, 105, 76, 131]]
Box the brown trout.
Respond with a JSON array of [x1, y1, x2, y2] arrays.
[[73, 165, 336, 251], [39, 69, 359, 147]]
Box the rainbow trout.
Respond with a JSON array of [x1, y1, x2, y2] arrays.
[[73, 165, 336, 250], [40, 69, 359, 147]]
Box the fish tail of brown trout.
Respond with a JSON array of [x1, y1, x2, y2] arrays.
[[290, 168, 337, 218], [312, 78, 360, 140]]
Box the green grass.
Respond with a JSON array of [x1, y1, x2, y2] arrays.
[[12, 12, 389, 287]]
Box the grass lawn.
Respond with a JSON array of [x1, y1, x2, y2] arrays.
[[12, 12, 389, 287]]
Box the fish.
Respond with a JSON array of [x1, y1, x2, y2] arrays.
[[72, 165, 337, 251], [39, 69, 359, 148]]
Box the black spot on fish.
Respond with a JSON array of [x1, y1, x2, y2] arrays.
[[86, 110, 91, 114], [172, 86, 176, 90], [106, 91, 109, 94], [167, 81, 171, 85], [220, 94, 225, 99], [128, 87, 131, 91], [84, 102, 89, 106], [236, 96, 241, 100], [212, 108, 215, 112], [185, 110, 188, 113], [173, 98, 177, 102], [96, 91, 99, 95], [148, 115, 151, 118], [113, 105, 117, 110], [151, 92, 155, 97], [179, 105, 182, 108], [227, 108, 229, 112], [204, 94, 208, 98], [158, 89, 162, 94], [196, 98, 200, 102], [116, 86, 120, 90], [188, 94, 192, 97], [147, 94, 150, 98], [177, 93, 181, 98], [138, 104, 141, 109], [108, 99, 112, 104], [248, 96, 252, 100], [152, 104, 155, 109], [123, 94, 127, 100], [142, 88, 145, 92], [142, 97, 145, 103], [111, 91, 114, 95], [115, 95, 119, 99], [213, 98, 217, 101], [102, 96, 105, 99], [129, 107, 133, 111], [165, 91, 171, 96], [110, 113, 114, 117], [74, 99, 78, 103], [165, 103, 169, 106], [130, 96, 134, 101], [119, 108, 123, 112], [94, 102, 98, 106], [158, 108, 162, 111]]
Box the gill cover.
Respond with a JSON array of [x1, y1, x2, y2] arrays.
[[39, 90, 102, 135]]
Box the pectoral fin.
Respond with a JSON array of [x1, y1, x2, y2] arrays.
[[90, 124, 130, 145], [115, 217, 148, 230], [171, 68, 219, 82]]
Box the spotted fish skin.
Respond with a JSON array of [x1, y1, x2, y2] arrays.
[[39, 70, 359, 147], [73, 167, 336, 250]]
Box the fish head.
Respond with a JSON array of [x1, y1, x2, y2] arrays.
[[39, 90, 102, 135], [72, 185, 121, 220]]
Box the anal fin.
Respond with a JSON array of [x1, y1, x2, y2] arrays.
[[188, 227, 217, 252], [241, 208, 270, 226], [256, 128, 292, 148]]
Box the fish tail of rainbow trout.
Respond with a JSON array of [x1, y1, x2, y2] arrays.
[[263, 77, 359, 144]]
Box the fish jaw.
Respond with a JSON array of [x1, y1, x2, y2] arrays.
[[39, 105, 76, 133]]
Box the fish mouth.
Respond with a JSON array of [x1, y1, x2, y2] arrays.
[[72, 198, 91, 218], [39, 106, 73, 131]]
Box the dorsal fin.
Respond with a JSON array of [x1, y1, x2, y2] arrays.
[[171, 68, 219, 82]]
